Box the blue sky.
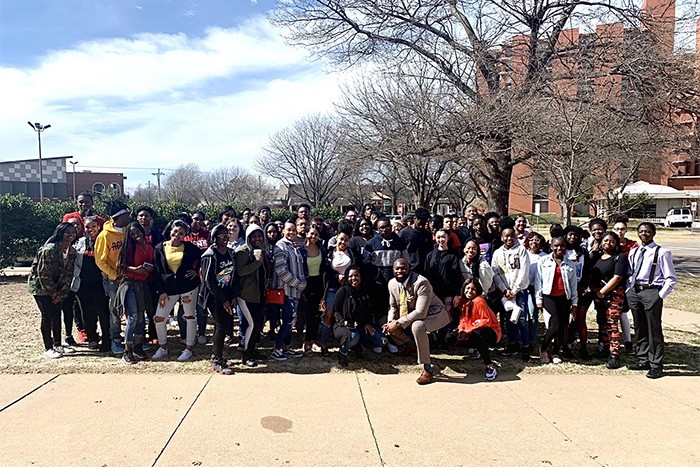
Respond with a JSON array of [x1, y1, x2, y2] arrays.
[[0, 0, 345, 192]]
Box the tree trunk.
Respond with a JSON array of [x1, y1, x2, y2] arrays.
[[484, 164, 511, 215], [476, 137, 513, 215], [561, 202, 573, 227]]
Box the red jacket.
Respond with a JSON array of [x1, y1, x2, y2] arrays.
[[456, 296, 502, 341]]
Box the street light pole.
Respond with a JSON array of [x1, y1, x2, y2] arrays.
[[69, 160, 78, 199], [27, 121, 51, 202]]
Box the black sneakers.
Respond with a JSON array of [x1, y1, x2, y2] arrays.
[[211, 357, 234, 375], [132, 345, 148, 361], [606, 355, 621, 369], [122, 349, 137, 365]]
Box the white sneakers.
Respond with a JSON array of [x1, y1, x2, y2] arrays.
[[44, 348, 62, 359], [149, 347, 193, 361], [177, 349, 193, 362], [54, 345, 75, 355], [152, 347, 168, 360]]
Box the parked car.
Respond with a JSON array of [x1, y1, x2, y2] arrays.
[[663, 207, 693, 227], [389, 215, 403, 222]]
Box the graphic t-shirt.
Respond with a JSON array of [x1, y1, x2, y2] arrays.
[[184, 229, 209, 251], [214, 249, 235, 301]]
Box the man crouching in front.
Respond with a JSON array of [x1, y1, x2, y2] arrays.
[[383, 258, 451, 385]]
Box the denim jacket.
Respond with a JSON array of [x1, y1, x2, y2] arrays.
[[534, 254, 578, 307]]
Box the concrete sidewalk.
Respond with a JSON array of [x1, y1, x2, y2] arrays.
[[0, 372, 698, 466]]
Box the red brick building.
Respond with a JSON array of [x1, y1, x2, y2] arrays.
[[496, 0, 698, 215], [66, 170, 127, 199]]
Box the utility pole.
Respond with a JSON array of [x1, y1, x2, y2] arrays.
[[69, 160, 78, 199], [152, 169, 163, 200]]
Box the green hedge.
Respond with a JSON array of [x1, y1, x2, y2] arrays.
[[0, 195, 344, 268]]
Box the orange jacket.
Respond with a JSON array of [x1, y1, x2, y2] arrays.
[[456, 296, 502, 341]]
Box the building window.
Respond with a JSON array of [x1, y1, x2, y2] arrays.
[[92, 183, 105, 194], [108, 183, 121, 195]]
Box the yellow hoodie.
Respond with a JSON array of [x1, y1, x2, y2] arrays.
[[94, 219, 125, 281]]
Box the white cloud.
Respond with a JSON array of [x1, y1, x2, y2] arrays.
[[0, 15, 349, 192]]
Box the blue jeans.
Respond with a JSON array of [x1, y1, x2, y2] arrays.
[[123, 288, 145, 345], [340, 330, 361, 354], [325, 288, 337, 311], [361, 324, 385, 349], [236, 305, 247, 340], [265, 304, 280, 334], [102, 278, 122, 343], [275, 297, 297, 350], [506, 290, 535, 347], [318, 322, 332, 344], [528, 288, 539, 344]]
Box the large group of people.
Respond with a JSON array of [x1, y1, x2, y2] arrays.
[[27, 194, 678, 383]]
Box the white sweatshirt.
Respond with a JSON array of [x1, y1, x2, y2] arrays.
[[491, 243, 530, 295]]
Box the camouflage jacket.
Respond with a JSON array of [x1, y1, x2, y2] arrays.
[[27, 243, 77, 300]]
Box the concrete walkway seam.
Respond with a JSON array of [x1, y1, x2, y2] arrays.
[[502, 383, 605, 467], [0, 374, 59, 414], [627, 374, 700, 412], [355, 372, 385, 466], [151, 373, 213, 467]]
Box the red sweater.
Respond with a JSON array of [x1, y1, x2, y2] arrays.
[[456, 296, 502, 341], [125, 243, 155, 281]]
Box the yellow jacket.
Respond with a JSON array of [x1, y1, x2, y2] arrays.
[[94, 219, 125, 281]]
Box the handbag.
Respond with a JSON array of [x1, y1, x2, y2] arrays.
[[265, 288, 285, 305]]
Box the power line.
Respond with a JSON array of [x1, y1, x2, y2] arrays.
[[77, 165, 176, 171]]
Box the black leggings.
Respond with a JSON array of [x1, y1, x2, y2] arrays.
[[446, 327, 497, 365], [77, 285, 110, 343], [35, 295, 62, 350], [302, 275, 324, 342], [542, 294, 571, 355], [62, 291, 80, 337], [208, 299, 234, 359]]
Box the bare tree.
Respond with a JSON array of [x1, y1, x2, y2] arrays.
[[129, 183, 158, 202], [370, 160, 407, 215], [515, 20, 698, 223], [443, 167, 478, 214], [272, 0, 683, 212], [338, 72, 463, 209], [161, 164, 206, 205], [257, 114, 348, 207]]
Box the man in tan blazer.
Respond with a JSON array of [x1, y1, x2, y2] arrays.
[[383, 258, 451, 384]]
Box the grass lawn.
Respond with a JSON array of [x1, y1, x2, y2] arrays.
[[2, 277, 699, 377], [665, 276, 700, 314]]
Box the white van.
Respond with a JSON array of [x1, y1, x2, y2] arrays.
[[663, 207, 692, 227]]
